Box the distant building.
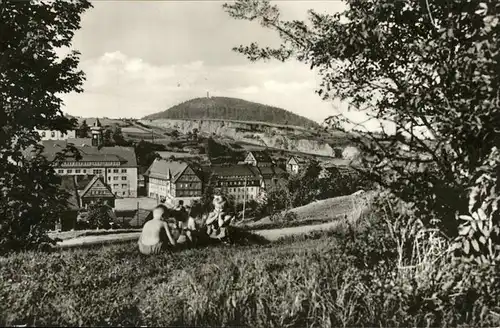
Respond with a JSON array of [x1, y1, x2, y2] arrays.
[[145, 159, 203, 206], [286, 155, 309, 175], [36, 128, 76, 140], [243, 150, 273, 167], [255, 165, 287, 190], [77, 175, 116, 208], [207, 164, 262, 203], [28, 119, 138, 197], [58, 175, 116, 231]]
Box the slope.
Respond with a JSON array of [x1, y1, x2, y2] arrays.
[[142, 96, 320, 129]]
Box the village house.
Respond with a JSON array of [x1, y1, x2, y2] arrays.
[[243, 150, 274, 167], [205, 164, 262, 204], [286, 155, 310, 175], [58, 175, 116, 231], [34, 120, 138, 197], [145, 158, 203, 206], [36, 128, 77, 140]]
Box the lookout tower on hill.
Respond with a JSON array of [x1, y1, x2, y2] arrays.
[[90, 118, 103, 147]]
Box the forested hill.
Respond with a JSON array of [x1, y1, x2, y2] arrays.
[[142, 97, 320, 129]]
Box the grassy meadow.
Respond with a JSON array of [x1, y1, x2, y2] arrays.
[[1, 212, 499, 327]]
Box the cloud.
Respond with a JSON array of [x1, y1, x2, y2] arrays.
[[61, 51, 339, 122], [59, 50, 393, 133]]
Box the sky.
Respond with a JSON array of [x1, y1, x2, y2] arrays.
[[59, 0, 382, 130]]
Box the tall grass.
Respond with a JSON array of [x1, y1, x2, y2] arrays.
[[1, 192, 499, 327]]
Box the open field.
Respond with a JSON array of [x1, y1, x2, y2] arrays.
[[240, 193, 370, 230], [2, 219, 496, 327]]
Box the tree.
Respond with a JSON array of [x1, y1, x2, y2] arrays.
[[171, 129, 180, 139], [134, 140, 164, 168], [112, 126, 128, 146], [224, 0, 500, 236], [201, 173, 217, 214], [86, 201, 113, 229], [78, 120, 90, 138], [103, 128, 113, 146], [287, 159, 322, 207], [0, 0, 92, 252], [192, 128, 199, 141]]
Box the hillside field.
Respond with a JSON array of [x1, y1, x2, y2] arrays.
[[143, 96, 320, 129]]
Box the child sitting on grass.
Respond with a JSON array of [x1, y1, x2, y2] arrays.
[[175, 203, 201, 245], [138, 204, 177, 255]]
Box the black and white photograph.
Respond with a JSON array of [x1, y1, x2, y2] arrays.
[[1, 0, 499, 326]]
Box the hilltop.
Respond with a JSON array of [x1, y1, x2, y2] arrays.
[[142, 97, 320, 129]]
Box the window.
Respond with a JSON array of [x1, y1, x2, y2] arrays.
[[51, 131, 55, 137], [113, 169, 119, 173], [57, 169, 63, 173], [122, 192, 126, 196], [41, 132, 46, 137], [121, 177, 126, 181], [122, 184, 127, 188], [121, 169, 127, 173], [113, 176, 118, 180], [108, 177, 111, 181], [75, 169, 81, 174], [83, 169, 86, 173], [67, 169, 72, 174], [113, 184, 119, 188], [108, 169, 112, 173]]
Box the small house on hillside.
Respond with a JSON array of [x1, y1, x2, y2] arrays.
[[58, 175, 116, 231], [145, 159, 203, 206], [286, 156, 309, 175], [243, 150, 273, 167]]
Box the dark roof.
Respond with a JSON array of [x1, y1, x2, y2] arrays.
[[248, 150, 272, 163], [145, 159, 190, 182], [34, 140, 137, 167], [209, 164, 261, 179], [288, 155, 309, 165], [59, 176, 80, 210], [256, 166, 287, 178]]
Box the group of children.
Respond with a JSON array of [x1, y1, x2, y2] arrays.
[[137, 192, 234, 255]]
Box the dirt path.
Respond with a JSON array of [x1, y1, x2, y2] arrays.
[[56, 219, 345, 249], [57, 192, 370, 249]]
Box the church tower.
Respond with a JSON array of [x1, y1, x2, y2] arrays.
[[90, 118, 103, 147]]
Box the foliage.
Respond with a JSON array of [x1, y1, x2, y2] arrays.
[[143, 96, 320, 129], [134, 140, 164, 168], [453, 147, 500, 264], [112, 126, 129, 146], [0, 0, 92, 252], [78, 120, 90, 138], [86, 201, 113, 230], [223, 0, 500, 237], [201, 173, 217, 214], [288, 159, 322, 206], [262, 183, 292, 217]]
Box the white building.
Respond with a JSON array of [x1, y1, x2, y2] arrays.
[[145, 159, 203, 206], [31, 120, 138, 197], [36, 128, 76, 140]]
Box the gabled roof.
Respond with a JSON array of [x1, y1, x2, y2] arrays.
[[247, 150, 272, 163], [145, 159, 191, 183], [288, 155, 309, 165], [34, 140, 137, 167], [80, 175, 115, 199]]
